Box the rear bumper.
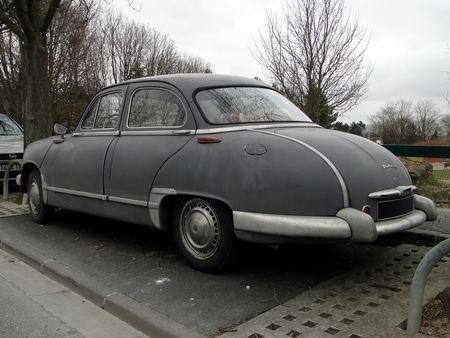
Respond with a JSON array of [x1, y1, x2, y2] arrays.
[[233, 195, 437, 243]]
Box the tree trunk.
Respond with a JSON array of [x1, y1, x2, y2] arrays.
[[22, 37, 53, 146]]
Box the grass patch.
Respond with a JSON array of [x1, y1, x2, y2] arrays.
[[432, 169, 450, 180], [416, 173, 450, 202]]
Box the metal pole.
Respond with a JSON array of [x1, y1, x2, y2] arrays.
[[407, 238, 450, 332], [2, 159, 22, 201]]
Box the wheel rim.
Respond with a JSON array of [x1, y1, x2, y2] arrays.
[[29, 179, 41, 216], [179, 199, 221, 260]]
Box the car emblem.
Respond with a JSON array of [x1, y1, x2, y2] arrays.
[[382, 164, 396, 169], [9, 153, 17, 160]]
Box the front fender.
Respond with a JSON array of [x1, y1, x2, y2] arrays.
[[21, 137, 56, 191]]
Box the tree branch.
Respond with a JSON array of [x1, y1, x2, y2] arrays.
[[13, 0, 34, 39], [40, 0, 61, 35], [0, 10, 24, 38]]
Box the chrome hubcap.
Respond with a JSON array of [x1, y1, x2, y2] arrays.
[[180, 199, 220, 260], [29, 179, 41, 216]]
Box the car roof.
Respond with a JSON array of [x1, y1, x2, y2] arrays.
[[104, 74, 273, 94]]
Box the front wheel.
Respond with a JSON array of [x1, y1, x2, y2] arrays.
[[28, 169, 53, 224], [172, 197, 238, 272]]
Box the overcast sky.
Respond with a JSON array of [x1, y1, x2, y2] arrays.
[[112, 0, 450, 124]]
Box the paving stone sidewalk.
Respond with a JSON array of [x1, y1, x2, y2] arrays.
[[0, 200, 28, 218], [221, 244, 450, 338]]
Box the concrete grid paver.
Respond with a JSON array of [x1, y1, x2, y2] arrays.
[[221, 244, 450, 338]]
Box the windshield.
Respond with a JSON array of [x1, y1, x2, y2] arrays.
[[196, 87, 312, 124], [0, 116, 22, 135]]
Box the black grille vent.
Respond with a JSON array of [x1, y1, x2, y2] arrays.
[[378, 196, 414, 221], [0, 153, 23, 160]]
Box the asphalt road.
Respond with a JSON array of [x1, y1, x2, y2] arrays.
[[0, 211, 414, 335]]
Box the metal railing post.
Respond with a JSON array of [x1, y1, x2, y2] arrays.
[[407, 238, 450, 332], [2, 159, 22, 201]]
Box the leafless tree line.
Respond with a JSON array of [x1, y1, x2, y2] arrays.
[[369, 99, 443, 144], [255, 0, 371, 127], [101, 12, 211, 84], [0, 0, 211, 132]]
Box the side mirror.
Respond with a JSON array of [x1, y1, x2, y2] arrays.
[[54, 124, 67, 135]]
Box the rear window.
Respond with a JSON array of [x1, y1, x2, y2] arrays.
[[195, 87, 311, 124], [128, 88, 186, 128]]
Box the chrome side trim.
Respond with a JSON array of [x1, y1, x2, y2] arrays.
[[233, 211, 351, 238], [73, 131, 120, 137], [41, 176, 48, 204], [46, 184, 151, 207], [253, 130, 350, 207], [121, 130, 194, 136], [149, 188, 177, 229], [46, 185, 107, 200], [108, 196, 148, 207], [195, 122, 319, 135], [368, 185, 417, 200]]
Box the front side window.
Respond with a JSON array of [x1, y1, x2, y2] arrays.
[[94, 93, 122, 129], [80, 92, 123, 130], [195, 87, 312, 124], [128, 88, 186, 128], [81, 99, 98, 129]]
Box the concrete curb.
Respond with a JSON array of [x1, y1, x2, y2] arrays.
[[0, 232, 204, 338], [404, 229, 450, 245]]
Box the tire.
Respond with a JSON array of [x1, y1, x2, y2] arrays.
[[172, 197, 238, 272], [27, 169, 53, 224]]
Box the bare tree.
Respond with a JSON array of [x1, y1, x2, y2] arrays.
[[414, 100, 440, 141], [0, 0, 62, 145], [255, 0, 371, 127], [48, 0, 105, 130], [0, 3, 213, 139], [102, 12, 212, 84], [441, 114, 450, 136], [0, 28, 21, 124], [370, 99, 418, 144]]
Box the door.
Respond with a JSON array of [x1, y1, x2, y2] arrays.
[[107, 83, 195, 205], [42, 87, 126, 197]]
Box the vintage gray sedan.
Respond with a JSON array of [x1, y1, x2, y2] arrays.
[[18, 74, 437, 271]]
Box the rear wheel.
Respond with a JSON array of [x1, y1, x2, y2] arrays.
[[172, 197, 238, 272], [28, 170, 53, 224]]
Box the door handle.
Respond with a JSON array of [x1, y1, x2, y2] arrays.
[[171, 130, 193, 135]]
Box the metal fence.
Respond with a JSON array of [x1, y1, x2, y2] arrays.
[[384, 144, 450, 159]]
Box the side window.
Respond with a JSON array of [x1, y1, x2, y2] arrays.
[[128, 89, 186, 128], [81, 99, 99, 130], [94, 92, 123, 129]]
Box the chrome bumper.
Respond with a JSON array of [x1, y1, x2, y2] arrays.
[[233, 195, 437, 243], [16, 173, 22, 186]]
